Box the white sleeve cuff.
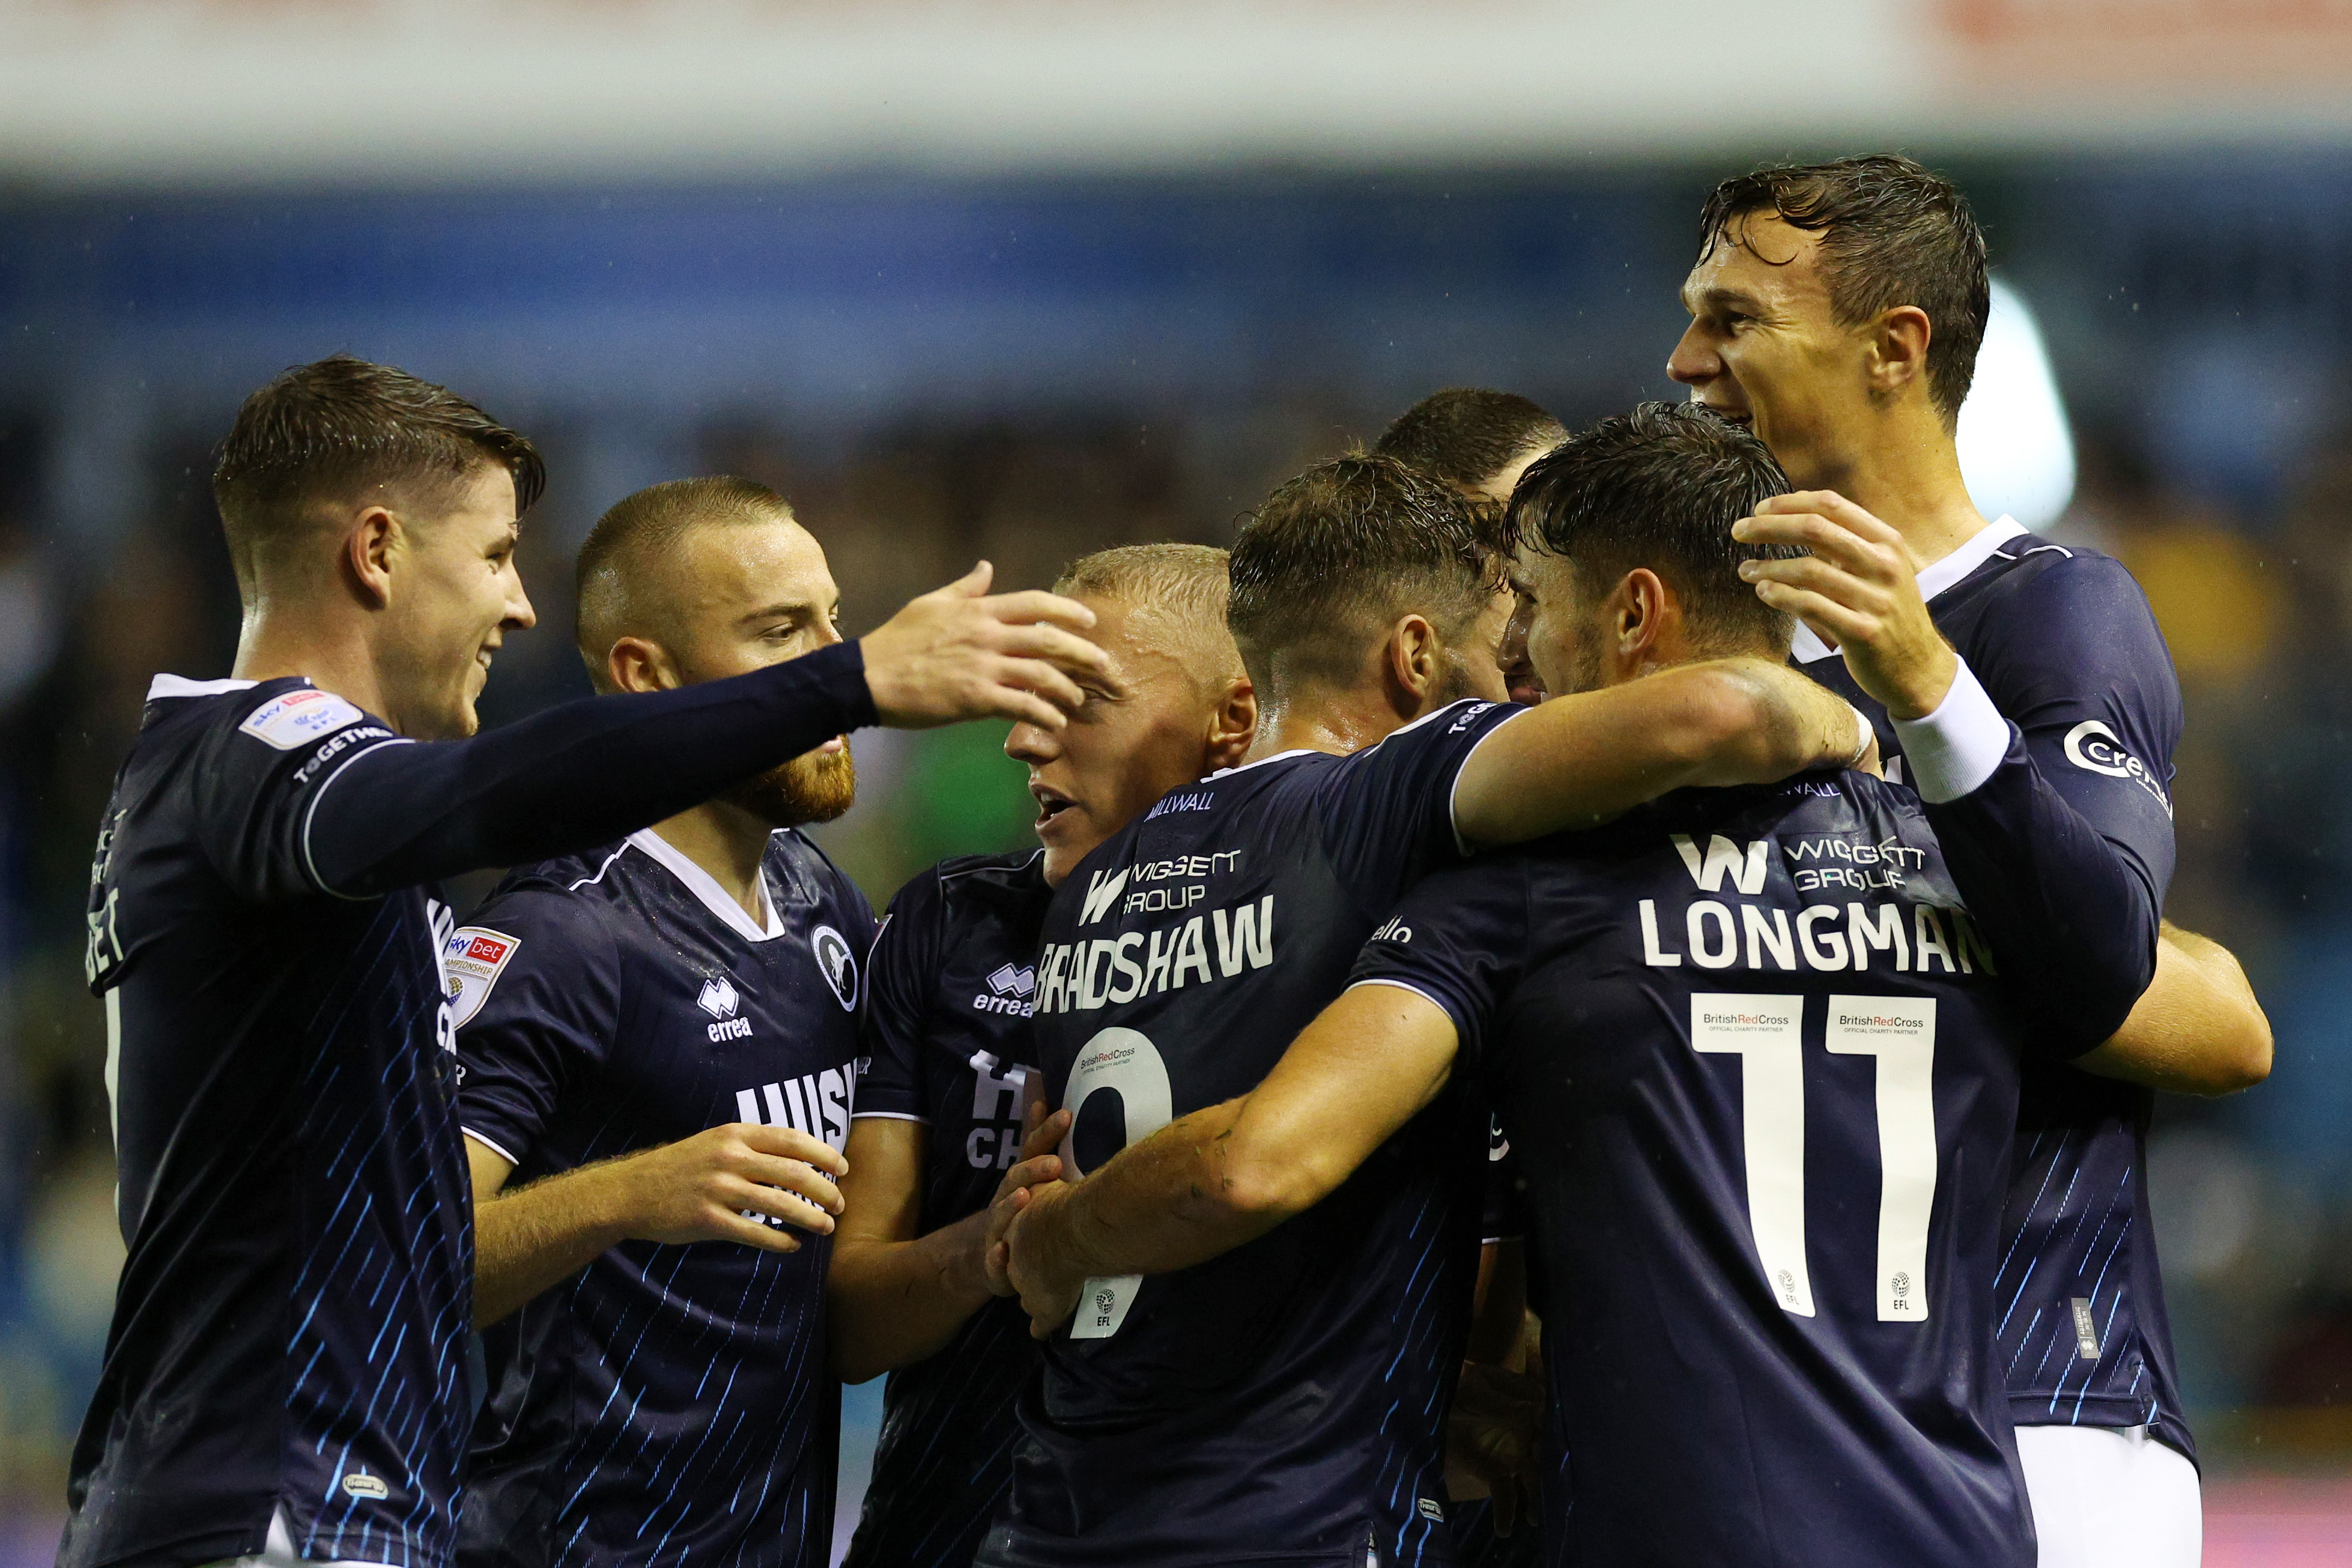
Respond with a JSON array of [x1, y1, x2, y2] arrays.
[[1890, 659, 2011, 805]]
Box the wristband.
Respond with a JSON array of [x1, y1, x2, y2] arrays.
[[1889, 659, 2010, 804]]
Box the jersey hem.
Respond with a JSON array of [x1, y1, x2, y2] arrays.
[[461, 1125, 522, 1166]]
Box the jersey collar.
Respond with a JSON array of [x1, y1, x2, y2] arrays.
[[625, 828, 786, 943], [1790, 515, 2024, 665], [146, 673, 260, 700]]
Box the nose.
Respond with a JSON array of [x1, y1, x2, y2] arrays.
[[507, 578, 538, 632], [1667, 319, 1717, 389], [1004, 720, 1059, 766]]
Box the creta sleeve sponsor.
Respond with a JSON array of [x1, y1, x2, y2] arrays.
[[854, 873, 942, 1122], [1346, 852, 1533, 1070], [1315, 699, 1527, 887], [1922, 552, 2182, 1054], [455, 882, 628, 1171]]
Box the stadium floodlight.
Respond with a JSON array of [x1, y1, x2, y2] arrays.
[[1956, 277, 2076, 533]]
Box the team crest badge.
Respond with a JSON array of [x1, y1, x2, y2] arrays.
[[811, 925, 857, 1011]]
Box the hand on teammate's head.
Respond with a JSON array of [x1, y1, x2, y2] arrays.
[[860, 562, 1111, 732]]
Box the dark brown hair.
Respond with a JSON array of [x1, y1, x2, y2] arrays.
[[1373, 389, 1566, 492], [1509, 402, 1798, 653], [1699, 155, 1989, 424], [213, 354, 544, 587], [1228, 453, 1504, 694]]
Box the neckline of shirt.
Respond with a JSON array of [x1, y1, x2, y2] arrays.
[[1790, 515, 2024, 666], [1206, 698, 1491, 779], [147, 673, 262, 700], [625, 827, 787, 943]]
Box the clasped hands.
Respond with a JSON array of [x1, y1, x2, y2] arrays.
[[976, 1103, 1090, 1339]]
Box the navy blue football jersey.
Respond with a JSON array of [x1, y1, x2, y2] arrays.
[[842, 850, 1053, 1568], [67, 677, 474, 1568], [1795, 519, 2192, 1458], [62, 649, 877, 1568], [984, 700, 1524, 1568], [1357, 769, 2063, 1566], [453, 827, 875, 1568]]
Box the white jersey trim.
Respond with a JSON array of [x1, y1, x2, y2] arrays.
[[626, 828, 786, 943], [1791, 515, 2026, 666], [297, 736, 414, 901], [147, 673, 258, 700], [460, 1127, 523, 1167], [1347, 976, 1457, 1018], [1447, 704, 1532, 855], [848, 1110, 930, 1123]]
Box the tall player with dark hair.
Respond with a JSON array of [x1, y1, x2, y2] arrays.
[[450, 479, 882, 1568], [1670, 157, 2271, 1564], [65, 357, 1106, 1568], [830, 545, 1254, 1568], [1001, 404, 2198, 1565], [973, 453, 1876, 1568]]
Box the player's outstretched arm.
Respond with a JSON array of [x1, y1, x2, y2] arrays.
[[1452, 657, 1869, 848], [299, 563, 1108, 899], [2074, 922, 2273, 1096], [467, 1123, 847, 1328], [998, 984, 1461, 1337], [825, 1107, 1068, 1384]]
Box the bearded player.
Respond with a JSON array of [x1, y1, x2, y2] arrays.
[[453, 478, 884, 1568]]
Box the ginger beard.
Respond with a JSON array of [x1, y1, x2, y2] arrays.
[[725, 737, 856, 828]]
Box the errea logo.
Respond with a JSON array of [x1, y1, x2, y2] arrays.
[[699, 976, 753, 1041], [974, 963, 1035, 1017], [341, 1468, 391, 1501]]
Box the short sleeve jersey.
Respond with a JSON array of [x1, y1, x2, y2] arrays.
[[841, 850, 1054, 1568], [65, 676, 471, 1568], [1356, 770, 2055, 1568], [453, 828, 874, 1568], [1795, 519, 2193, 1456], [981, 700, 1523, 1568]]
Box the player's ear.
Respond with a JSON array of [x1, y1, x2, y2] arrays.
[[344, 504, 399, 611], [605, 635, 682, 696], [1202, 674, 1256, 773], [1614, 569, 1671, 662], [1384, 614, 1441, 713], [1867, 305, 1933, 402]]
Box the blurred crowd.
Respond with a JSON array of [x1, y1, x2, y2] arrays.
[[6, 267, 2352, 1539]]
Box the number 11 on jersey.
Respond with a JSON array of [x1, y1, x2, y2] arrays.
[[1692, 993, 1940, 1324]]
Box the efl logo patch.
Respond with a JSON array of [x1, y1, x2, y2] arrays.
[[813, 925, 858, 1011], [237, 687, 365, 751], [443, 925, 521, 1029]]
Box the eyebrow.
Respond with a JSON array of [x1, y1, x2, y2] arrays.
[[1684, 282, 1770, 318], [738, 596, 839, 625]]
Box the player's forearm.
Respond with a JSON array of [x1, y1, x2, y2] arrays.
[[1030, 1101, 1291, 1285], [825, 1213, 996, 1383], [1455, 659, 1855, 846], [1920, 736, 2161, 1059], [2075, 922, 2272, 1096], [312, 642, 878, 897], [473, 1163, 634, 1328]]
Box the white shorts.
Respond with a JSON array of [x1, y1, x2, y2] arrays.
[[2017, 1423, 2202, 1568], [205, 1509, 390, 1568]]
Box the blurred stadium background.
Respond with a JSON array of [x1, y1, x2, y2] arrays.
[[7, 1, 2352, 1562]]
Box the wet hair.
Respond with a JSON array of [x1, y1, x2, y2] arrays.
[[1228, 453, 1505, 694], [1508, 402, 1799, 653], [574, 476, 799, 691], [1699, 154, 1989, 425], [1053, 543, 1243, 688], [212, 354, 543, 592], [1372, 389, 1567, 493]]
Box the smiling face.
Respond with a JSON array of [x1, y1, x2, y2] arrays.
[[374, 464, 536, 740], [650, 515, 855, 826], [1005, 595, 1233, 886], [1667, 215, 1875, 492]]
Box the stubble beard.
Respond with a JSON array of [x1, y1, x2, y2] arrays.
[[727, 743, 857, 828]]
